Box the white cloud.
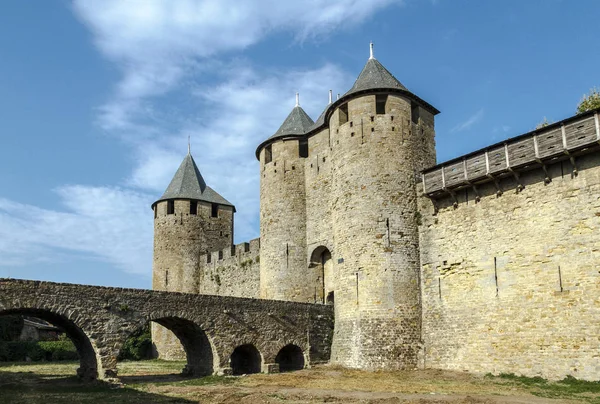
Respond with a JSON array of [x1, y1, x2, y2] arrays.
[[1, 0, 398, 279], [0, 187, 153, 275], [450, 108, 484, 133]]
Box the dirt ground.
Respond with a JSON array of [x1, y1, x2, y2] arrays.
[[1, 361, 597, 403]]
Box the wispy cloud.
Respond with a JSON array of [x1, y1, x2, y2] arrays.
[[450, 108, 484, 133], [0, 187, 153, 275], [2, 0, 393, 279]]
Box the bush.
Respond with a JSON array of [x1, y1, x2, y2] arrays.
[[118, 325, 152, 361], [577, 87, 600, 114], [0, 340, 77, 362]]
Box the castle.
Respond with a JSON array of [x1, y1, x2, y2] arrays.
[[151, 44, 600, 380]]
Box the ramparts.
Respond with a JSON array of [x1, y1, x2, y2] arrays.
[[198, 238, 261, 298]]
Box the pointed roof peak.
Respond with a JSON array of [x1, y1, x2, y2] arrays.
[[271, 102, 314, 138], [344, 56, 408, 98], [152, 153, 234, 209]]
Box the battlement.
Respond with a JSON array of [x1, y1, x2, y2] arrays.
[[422, 109, 600, 198], [197, 238, 261, 299], [201, 238, 260, 264]]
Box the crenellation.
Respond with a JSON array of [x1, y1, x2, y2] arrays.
[[147, 48, 599, 381]]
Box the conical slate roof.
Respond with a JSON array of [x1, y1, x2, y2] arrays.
[[344, 57, 408, 97], [269, 105, 314, 140], [152, 153, 234, 208]]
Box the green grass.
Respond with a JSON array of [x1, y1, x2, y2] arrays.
[[488, 373, 600, 403]]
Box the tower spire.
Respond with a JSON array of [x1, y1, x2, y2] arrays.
[[329, 90, 332, 104], [369, 41, 374, 60], [188, 135, 191, 154], [295, 92, 300, 107]]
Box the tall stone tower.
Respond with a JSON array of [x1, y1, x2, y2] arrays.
[[328, 47, 438, 369], [257, 94, 315, 302], [151, 151, 235, 359]]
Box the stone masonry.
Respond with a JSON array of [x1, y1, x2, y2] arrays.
[[150, 45, 600, 381], [0, 279, 333, 380]]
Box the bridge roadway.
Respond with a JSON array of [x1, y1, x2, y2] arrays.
[[0, 279, 334, 380]]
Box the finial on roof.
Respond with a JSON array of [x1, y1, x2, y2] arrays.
[[295, 92, 300, 107], [188, 135, 191, 154], [329, 90, 332, 104], [369, 42, 374, 60], [337, 93, 340, 100]]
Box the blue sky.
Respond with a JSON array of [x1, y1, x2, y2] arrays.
[[1, 0, 598, 289]]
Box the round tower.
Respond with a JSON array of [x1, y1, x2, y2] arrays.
[[328, 45, 438, 369], [151, 150, 235, 359], [256, 94, 315, 302]]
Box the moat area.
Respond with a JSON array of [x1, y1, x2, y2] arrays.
[[1, 361, 597, 403]]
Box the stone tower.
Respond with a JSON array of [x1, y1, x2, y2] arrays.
[[151, 151, 235, 358], [328, 48, 438, 369], [256, 44, 439, 369], [257, 94, 315, 302]]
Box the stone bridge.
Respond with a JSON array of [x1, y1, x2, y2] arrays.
[[0, 279, 334, 380]]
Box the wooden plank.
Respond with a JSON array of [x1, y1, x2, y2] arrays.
[[443, 161, 465, 187], [564, 116, 596, 148], [466, 153, 486, 181], [487, 146, 507, 174], [424, 169, 443, 194], [507, 137, 535, 167], [536, 128, 563, 158]]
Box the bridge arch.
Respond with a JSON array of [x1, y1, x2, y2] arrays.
[[275, 344, 305, 372], [0, 308, 99, 380], [230, 343, 262, 375], [146, 314, 218, 376]]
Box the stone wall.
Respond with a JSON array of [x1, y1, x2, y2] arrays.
[[0, 279, 334, 380], [198, 238, 261, 298], [305, 127, 335, 303], [328, 93, 436, 370], [259, 139, 312, 302], [152, 199, 234, 359], [418, 153, 600, 381]]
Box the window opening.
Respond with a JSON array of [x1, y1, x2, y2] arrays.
[[339, 103, 348, 125], [376, 94, 387, 114], [167, 200, 175, 215], [411, 103, 420, 124], [299, 139, 309, 158], [190, 200, 197, 215], [211, 203, 219, 218], [265, 144, 272, 164]]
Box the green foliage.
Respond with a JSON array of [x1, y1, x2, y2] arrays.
[[495, 373, 600, 403], [577, 87, 600, 114], [535, 117, 553, 129], [240, 259, 254, 269], [118, 325, 152, 361], [0, 340, 77, 362], [119, 304, 130, 312], [0, 315, 24, 341]]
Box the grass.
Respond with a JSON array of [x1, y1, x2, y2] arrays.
[[489, 373, 600, 403], [0, 361, 599, 403]]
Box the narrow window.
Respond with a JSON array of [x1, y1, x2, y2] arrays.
[[299, 139, 309, 158], [165, 270, 169, 287], [190, 200, 197, 215], [211, 203, 218, 218], [154, 206, 157, 219], [339, 103, 348, 125], [376, 94, 387, 114], [167, 200, 175, 215], [265, 144, 272, 164], [411, 103, 420, 124]]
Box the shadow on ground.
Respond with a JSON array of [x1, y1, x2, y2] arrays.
[[0, 369, 195, 404]]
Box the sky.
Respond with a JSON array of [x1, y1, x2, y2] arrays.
[[0, 0, 598, 289]]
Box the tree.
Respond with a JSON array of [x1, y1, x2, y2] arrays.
[[577, 87, 600, 114]]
